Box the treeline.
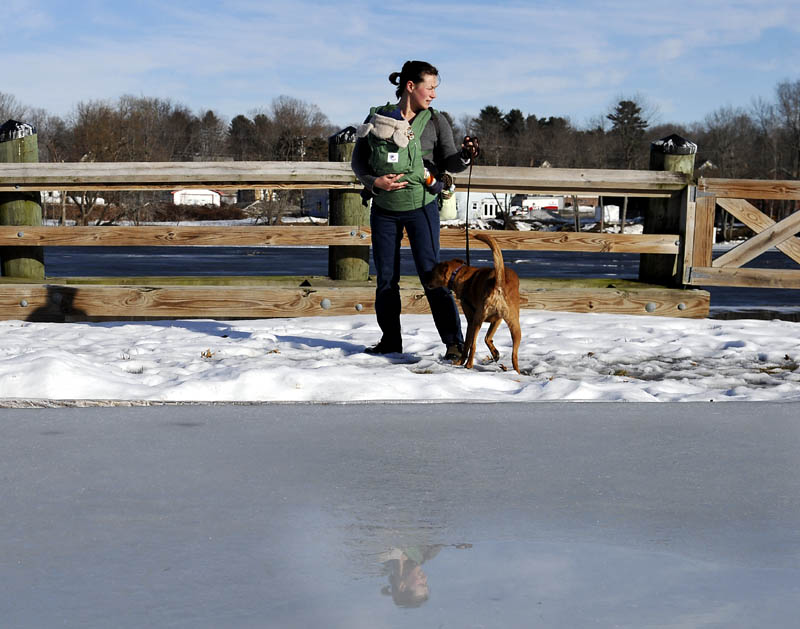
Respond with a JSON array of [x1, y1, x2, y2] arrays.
[[0, 92, 335, 164], [463, 79, 800, 183], [0, 93, 338, 223], [2, 80, 799, 180]]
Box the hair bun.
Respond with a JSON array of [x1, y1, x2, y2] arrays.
[[389, 71, 401, 85]]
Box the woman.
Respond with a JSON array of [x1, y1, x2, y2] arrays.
[[352, 60, 479, 358]]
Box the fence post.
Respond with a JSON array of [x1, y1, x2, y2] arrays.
[[327, 127, 370, 281], [0, 120, 44, 280], [639, 133, 696, 287]]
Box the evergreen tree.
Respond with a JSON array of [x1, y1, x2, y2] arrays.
[[607, 99, 648, 169]]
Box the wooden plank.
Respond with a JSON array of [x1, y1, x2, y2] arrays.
[[441, 230, 679, 253], [450, 166, 686, 196], [519, 287, 709, 318], [711, 210, 800, 268], [0, 161, 687, 196], [689, 266, 800, 289], [0, 225, 680, 254], [681, 198, 697, 285], [0, 276, 677, 289], [0, 161, 359, 191], [698, 178, 800, 200], [0, 225, 371, 247], [0, 283, 709, 320], [717, 198, 800, 265], [691, 195, 716, 269]]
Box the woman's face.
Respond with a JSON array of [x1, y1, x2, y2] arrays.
[[407, 73, 438, 111]]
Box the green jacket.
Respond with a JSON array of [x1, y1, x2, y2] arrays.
[[358, 104, 437, 212]]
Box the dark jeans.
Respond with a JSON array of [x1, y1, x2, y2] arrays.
[[371, 201, 463, 347]]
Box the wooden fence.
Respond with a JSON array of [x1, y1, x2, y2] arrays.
[[687, 178, 800, 289], [0, 160, 714, 321]]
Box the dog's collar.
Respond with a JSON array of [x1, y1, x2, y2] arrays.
[[447, 264, 466, 291]]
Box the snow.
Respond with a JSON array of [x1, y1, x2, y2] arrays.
[[1, 310, 798, 403]]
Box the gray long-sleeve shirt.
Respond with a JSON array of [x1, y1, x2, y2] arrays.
[[351, 108, 470, 194]]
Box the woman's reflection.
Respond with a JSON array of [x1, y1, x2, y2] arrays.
[[380, 543, 471, 608]]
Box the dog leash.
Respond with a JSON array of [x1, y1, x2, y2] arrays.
[[463, 137, 477, 266]]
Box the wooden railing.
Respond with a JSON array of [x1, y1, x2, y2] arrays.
[[0, 161, 687, 195], [686, 178, 800, 289], [0, 161, 711, 320], [0, 225, 680, 254]]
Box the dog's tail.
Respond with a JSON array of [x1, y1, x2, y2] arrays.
[[473, 232, 505, 288]]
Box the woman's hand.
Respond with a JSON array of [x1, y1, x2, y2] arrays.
[[373, 173, 408, 191], [460, 135, 480, 160]]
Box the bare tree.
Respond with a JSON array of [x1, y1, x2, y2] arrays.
[[751, 97, 782, 183], [263, 95, 333, 161], [0, 91, 27, 122], [194, 110, 228, 160], [697, 106, 757, 178], [775, 79, 800, 179], [63, 101, 126, 224], [246, 194, 296, 225]]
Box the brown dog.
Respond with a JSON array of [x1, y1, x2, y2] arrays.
[[427, 232, 521, 373]]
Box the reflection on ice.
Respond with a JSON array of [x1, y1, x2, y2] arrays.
[[342, 535, 796, 626], [378, 543, 473, 608]]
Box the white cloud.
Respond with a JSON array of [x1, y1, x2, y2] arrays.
[[2, 0, 800, 126]]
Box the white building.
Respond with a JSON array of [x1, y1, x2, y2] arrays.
[[454, 191, 514, 222], [172, 189, 221, 206]]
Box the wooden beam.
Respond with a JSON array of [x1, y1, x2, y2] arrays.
[[441, 229, 679, 253], [0, 161, 687, 196], [691, 195, 716, 269], [0, 161, 358, 192], [519, 286, 708, 318], [711, 210, 800, 268], [698, 178, 800, 200], [681, 198, 697, 285], [0, 225, 680, 254], [0, 276, 678, 289], [0, 225, 371, 247], [717, 199, 800, 265], [689, 266, 800, 289], [0, 283, 709, 320], [450, 165, 686, 196]]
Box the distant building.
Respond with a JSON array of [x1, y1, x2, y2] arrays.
[[303, 189, 329, 218], [520, 196, 565, 212], [172, 189, 221, 206], [455, 192, 514, 221]]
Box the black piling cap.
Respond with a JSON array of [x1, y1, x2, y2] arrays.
[[329, 126, 357, 145], [651, 133, 697, 155], [0, 119, 37, 142]]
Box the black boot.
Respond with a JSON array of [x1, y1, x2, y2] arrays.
[[364, 339, 403, 355], [443, 342, 464, 361]]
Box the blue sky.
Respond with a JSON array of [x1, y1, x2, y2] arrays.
[[4, 0, 800, 129]]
